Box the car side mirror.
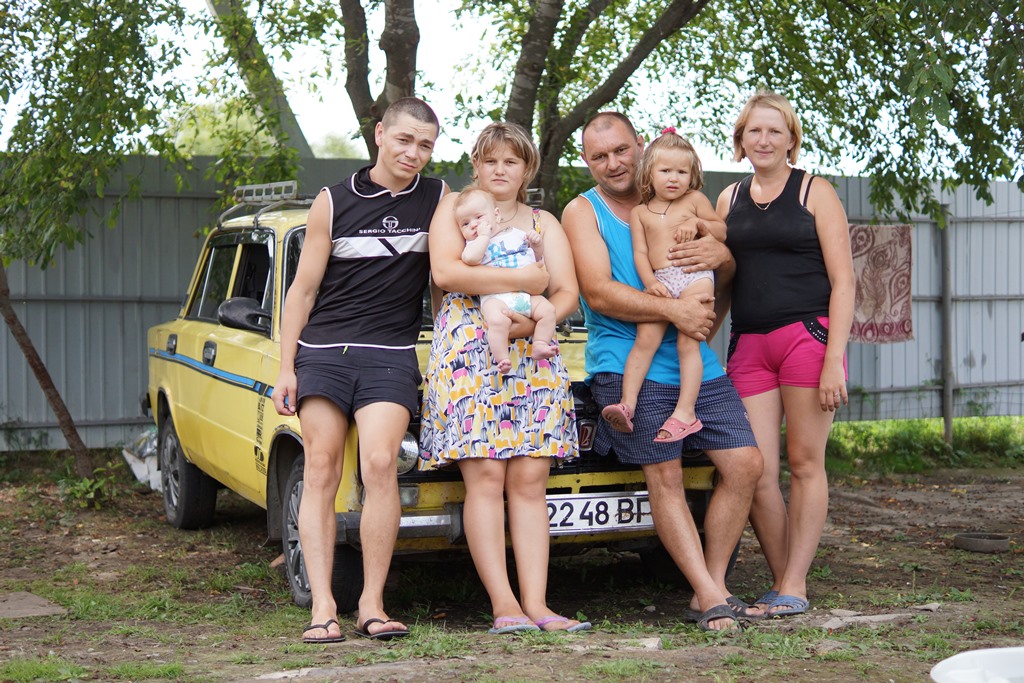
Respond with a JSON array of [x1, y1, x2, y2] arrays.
[[218, 297, 271, 334]]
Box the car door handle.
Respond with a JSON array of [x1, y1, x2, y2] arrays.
[[202, 341, 217, 366], [166, 334, 177, 354]]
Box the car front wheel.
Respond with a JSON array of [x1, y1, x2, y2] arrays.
[[159, 415, 217, 529], [281, 456, 363, 612]]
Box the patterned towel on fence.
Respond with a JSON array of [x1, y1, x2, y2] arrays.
[[849, 224, 913, 343]]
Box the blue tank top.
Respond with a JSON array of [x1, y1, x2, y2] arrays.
[[578, 187, 725, 385]]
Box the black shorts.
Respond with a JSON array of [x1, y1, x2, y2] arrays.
[[294, 345, 421, 418], [591, 373, 757, 465]]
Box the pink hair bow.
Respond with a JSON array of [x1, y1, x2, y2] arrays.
[[661, 126, 677, 135]]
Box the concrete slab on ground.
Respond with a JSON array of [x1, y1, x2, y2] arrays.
[[0, 592, 67, 619]]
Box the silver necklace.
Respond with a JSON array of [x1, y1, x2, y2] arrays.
[[499, 203, 520, 224], [752, 179, 784, 210]]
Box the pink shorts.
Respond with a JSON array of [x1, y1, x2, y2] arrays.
[[726, 317, 848, 398]]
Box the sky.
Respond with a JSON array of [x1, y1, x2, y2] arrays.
[[0, 1, 757, 173]]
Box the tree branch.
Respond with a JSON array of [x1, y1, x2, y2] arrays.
[[204, 0, 313, 157], [534, 0, 708, 212], [548, 0, 708, 151]]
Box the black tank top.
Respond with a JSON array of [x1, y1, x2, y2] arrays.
[[725, 169, 831, 334], [299, 167, 445, 349]]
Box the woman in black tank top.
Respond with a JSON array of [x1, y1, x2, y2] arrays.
[[715, 91, 855, 618]]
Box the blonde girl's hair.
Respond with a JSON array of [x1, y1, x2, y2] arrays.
[[635, 130, 704, 204], [732, 90, 803, 164], [470, 122, 540, 203]]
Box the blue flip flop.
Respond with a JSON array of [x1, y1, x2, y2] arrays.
[[534, 615, 592, 633], [488, 616, 541, 635], [754, 589, 780, 611], [768, 595, 809, 617]]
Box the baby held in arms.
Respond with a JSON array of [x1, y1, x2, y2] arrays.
[[455, 187, 557, 374]]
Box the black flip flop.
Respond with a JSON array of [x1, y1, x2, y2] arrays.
[[302, 618, 346, 643], [696, 604, 741, 632], [354, 617, 410, 641], [727, 595, 766, 620]]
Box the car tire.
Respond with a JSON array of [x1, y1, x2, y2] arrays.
[[639, 536, 740, 589], [159, 416, 217, 530], [281, 456, 363, 612]]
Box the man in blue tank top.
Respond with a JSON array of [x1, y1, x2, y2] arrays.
[[562, 112, 764, 632], [272, 97, 446, 643]]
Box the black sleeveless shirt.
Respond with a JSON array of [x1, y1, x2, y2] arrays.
[[725, 169, 831, 334], [299, 167, 445, 349]]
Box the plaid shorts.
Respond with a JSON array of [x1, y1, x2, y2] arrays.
[[591, 373, 757, 465]]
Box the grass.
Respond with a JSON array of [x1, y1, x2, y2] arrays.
[[579, 658, 668, 680], [0, 656, 88, 682], [0, 422, 1020, 682], [825, 416, 1024, 476], [104, 662, 185, 680]]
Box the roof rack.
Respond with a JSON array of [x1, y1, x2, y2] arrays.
[[216, 180, 315, 229]]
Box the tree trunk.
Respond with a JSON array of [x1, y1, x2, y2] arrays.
[[0, 261, 92, 476], [341, 0, 421, 161], [340, 0, 377, 158], [204, 0, 314, 158], [505, 0, 565, 130]]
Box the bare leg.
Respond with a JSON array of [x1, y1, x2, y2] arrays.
[[352, 401, 410, 634], [665, 279, 715, 429], [530, 296, 558, 360], [481, 298, 514, 373], [505, 457, 581, 630], [642, 459, 736, 631], [296, 397, 348, 641], [769, 385, 834, 611], [742, 389, 788, 607], [699, 445, 762, 613], [458, 459, 526, 620], [668, 332, 702, 426], [619, 321, 668, 409]]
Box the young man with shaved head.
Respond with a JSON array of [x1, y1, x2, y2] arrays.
[[273, 97, 447, 643]]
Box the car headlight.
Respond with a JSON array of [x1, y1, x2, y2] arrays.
[[396, 432, 419, 475]]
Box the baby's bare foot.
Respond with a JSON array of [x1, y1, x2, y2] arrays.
[[532, 341, 558, 360], [496, 358, 513, 374]]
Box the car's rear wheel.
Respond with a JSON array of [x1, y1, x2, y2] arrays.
[[159, 416, 217, 529], [281, 456, 363, 612]]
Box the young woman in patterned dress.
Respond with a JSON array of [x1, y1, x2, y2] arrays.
[[420, 122, 589, 634]]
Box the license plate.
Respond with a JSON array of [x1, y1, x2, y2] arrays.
[[546, 491, 654, 536]]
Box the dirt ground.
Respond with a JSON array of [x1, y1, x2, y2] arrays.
[[1, 466, 1021, 682]]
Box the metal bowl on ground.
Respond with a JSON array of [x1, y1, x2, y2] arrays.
[[952, 532, 1011, 553]]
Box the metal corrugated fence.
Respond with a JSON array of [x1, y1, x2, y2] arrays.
[[2, 160, 1022, 450]]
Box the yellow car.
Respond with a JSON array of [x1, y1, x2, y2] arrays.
[[145, 182, 718, 611]]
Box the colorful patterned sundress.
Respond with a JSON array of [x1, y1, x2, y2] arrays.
[[418, 213, 578, 468]]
